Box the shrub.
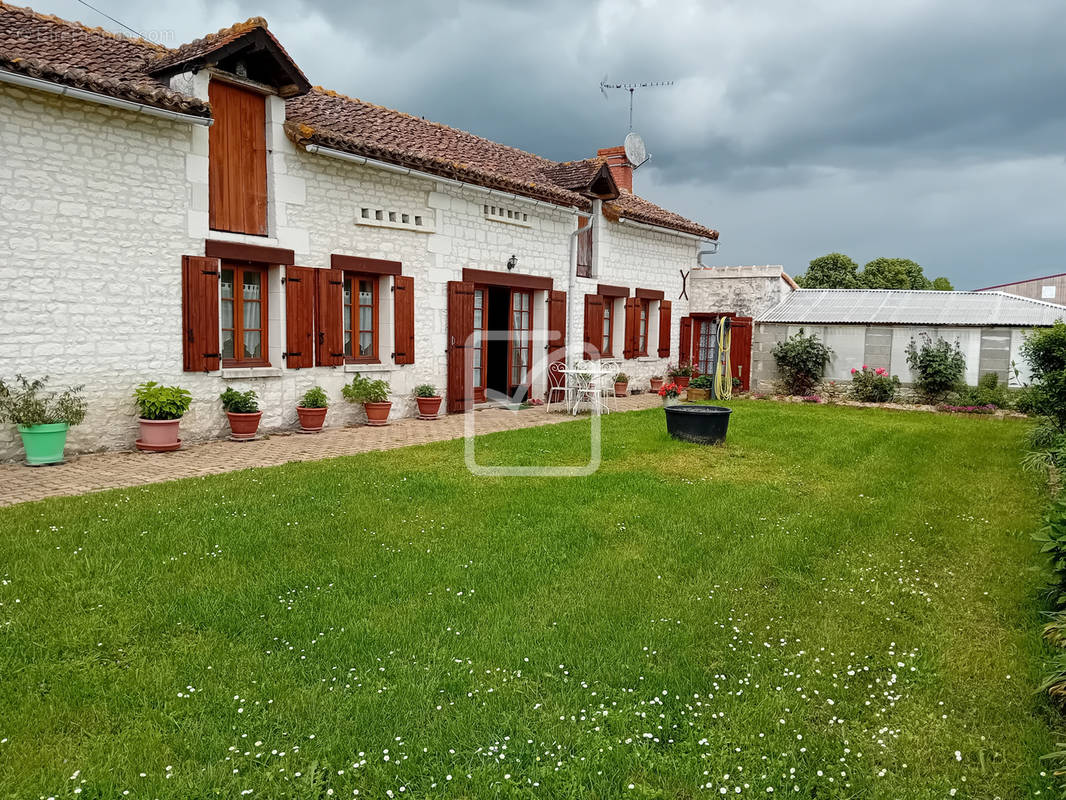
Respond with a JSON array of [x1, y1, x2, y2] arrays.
[[219, 387, 259, 414], [955, 372, 1010, 409], [133, 381, 191, 420], [1034, 497, 1066, 606], [849, 365, 900, 403], [298, 386, 329, 409], [613, 372, 630, 384], [0, 375, 87, 427], [690, 374, 714, 390], [771, 329, 833, 396], [904, 335, 965, 401], [1021, 322, 1066, 430], [414, 384, 438, 398], [342, 374, 390, 404]]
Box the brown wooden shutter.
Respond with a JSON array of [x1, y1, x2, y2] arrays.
[[623, 297, 640, 359], [678, 315, 693, 367], [547, 290, 567, 390], [282, 267, 316, 369], [393, 275, 415, 364], [576, 217, 593, 277], [657, 300, 672, 358], [181, 255, 221, 372], [208, 81, 267, 236], [315, 268, 345, 366], [583, 294, 604, 359], [730, 316, 753, 391], [447, 281, 475, 413]]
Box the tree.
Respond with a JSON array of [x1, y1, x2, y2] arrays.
[[932, 276, 954, 291], [796, 253, 860, 289], [1020, 321, 1066, 430], [860, 257, 916, 289]]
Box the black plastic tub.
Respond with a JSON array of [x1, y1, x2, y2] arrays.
[[664, 404, 732, 445]]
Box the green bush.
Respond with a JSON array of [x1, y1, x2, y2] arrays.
[[413, 384, 438, 398], [1021, 321, 1066, 430], [954, 372, 1011, 409], [690, 374, 714, 390], [219, 387, 259, 414], [133, 381, 191, 420], [849, 366, 900, 403], [342, 374, 390, 404], [0, 375, 87, 427], [298, 386, 329, 409], [904, 335, 965, 402], [771, 329, 833, 396]]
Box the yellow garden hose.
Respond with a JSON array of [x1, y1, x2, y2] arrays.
[[714, 317, 732, 400]]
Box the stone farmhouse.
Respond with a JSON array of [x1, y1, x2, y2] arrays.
[[0, 4, 721, 459]]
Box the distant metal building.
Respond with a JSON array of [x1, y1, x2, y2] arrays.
[[976, 273, 1066, 303], [750, 289, 1066, 391]]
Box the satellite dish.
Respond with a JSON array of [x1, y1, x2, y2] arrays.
[[624, 131, 648, 168]]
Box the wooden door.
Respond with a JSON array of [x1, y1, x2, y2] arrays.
[[208, 81, 267, 236], [447, 281, 475, 413], [507, 289, 533, 400], [729, 316, 753, 391], [472, 287, 488, 401], [547, 290, 566, 393], [678, 315, 693, 367]]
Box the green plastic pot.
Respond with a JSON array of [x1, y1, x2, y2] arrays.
[[17, 422, 70, 465]]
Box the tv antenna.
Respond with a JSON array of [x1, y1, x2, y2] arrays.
[[599, 77, 675, 131]]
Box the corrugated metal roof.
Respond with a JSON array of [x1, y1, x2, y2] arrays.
[[757, 289, 1066, 326]]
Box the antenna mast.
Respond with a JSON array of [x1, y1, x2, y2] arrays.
[[599, 78, 675, 131]]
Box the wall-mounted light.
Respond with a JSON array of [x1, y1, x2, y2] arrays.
[[506, 255, 517, 271]]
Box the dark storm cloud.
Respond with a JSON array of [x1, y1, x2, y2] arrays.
[[38, 0, 1066, 286]]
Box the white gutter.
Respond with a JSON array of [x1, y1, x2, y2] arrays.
[[0, 69, 213, 126], [304, 144, 579, 213], [617, 216, 707, 242]]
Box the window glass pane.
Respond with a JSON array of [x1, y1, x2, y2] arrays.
[[343, 278, 352, 305], [221, 299, 233, 330], [359, 280, 373, 303], [359, 306, 372, 331], [359, 331, 373, 357], [221, 270, 234, 299], [243, 270, 262, 300], [243, 300, 261, 331], [513, 311, 521, 330], [221, 330, 234, 359], [243, 331, 262, 360], [344, 330, 353, 357]]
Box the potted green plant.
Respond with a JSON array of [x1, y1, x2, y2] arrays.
[[414, 384, 442, 419], [668, 362, 694, 389], [296, 385, 329, 433], [219, 386, 261, 440], [649, 375, 664, 392], [342, 374, 391, 426], [0, 375, 87, 465], [687, 373, 714, 402], [133, 381, 191, 451], [614, 372, 630, 397]]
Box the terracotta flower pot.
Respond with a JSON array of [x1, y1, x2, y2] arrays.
[[416, 396, 443, 419], [296, 405, 328, 432], [649, 378, 664, 392], [674, 375, 691, 389], [363, 401, 392, 426], [226, 411, 262, 440], [614, 382, 629, 397], [136, 418, 182, 452]]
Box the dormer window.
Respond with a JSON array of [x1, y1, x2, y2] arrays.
[[208, 80, 268, 236]]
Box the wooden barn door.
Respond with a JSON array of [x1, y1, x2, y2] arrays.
[[729, 316, 753, 391], [447, 281, 475, 413]]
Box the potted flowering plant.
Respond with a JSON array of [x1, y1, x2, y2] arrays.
[[667, 362, 694, 389], [342, 374, 391, 426], [414, 384, 443, 419], [133, 381, 191, 451], [296, 385, 329, 433], [613, 372, 630, 397], [0, 375, 87, 465], [219, 387, 261, 440], [649, 375, 664, 392], [658, 381, 683, 407], [687, 373, 714, 402]]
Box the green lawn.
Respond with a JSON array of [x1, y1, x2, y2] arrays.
[[0, 401, 1058, 798]]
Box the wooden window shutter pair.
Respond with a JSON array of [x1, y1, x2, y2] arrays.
[[583, 294, 604, 359], [657, 300, 672, 358], [678, 315, 693, 366], [623, 297, 640, 359]]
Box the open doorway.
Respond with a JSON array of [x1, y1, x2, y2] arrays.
[[485, 285, 510, 397]]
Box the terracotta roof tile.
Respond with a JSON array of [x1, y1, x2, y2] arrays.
[[0, 0, 208, 115], [607, 193, 719, 240]]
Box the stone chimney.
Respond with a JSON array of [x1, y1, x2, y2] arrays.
[[597, 145, 633, 193]]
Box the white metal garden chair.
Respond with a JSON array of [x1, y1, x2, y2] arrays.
[[545, 361, 573, 412]]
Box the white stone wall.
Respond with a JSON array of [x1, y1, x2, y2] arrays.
[[0, 78, 704, 461], [689, 265, 794, 319]]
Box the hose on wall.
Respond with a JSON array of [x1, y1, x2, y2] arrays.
[[714, 317, 732, 400]]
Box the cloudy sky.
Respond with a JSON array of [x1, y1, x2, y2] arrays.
[[42, 0, 1066, 287]]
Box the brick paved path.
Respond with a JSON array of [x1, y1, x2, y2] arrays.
[[0, 393, 661, 507]]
